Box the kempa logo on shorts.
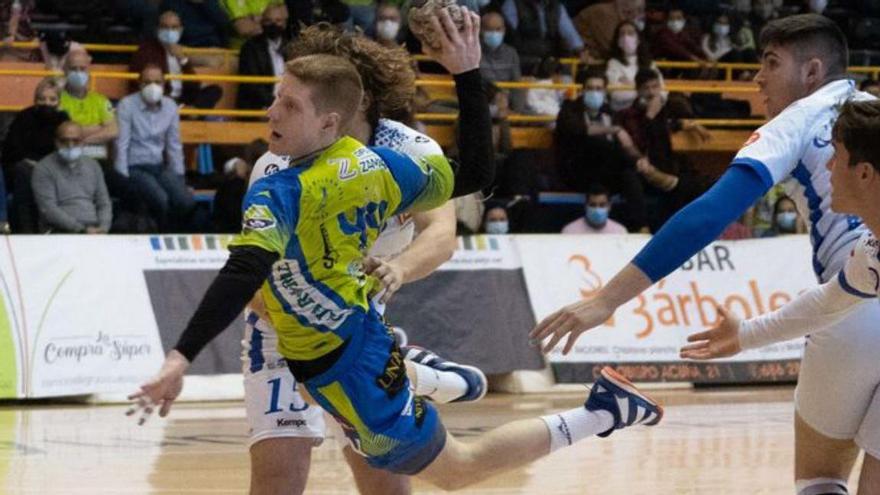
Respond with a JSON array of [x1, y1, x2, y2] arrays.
[[277, 418, 307, 428]]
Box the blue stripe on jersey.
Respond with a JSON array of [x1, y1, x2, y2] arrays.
[[837, 270, 876, 299], [371, 146, 428, 213], [730, 158, 774, 190], [792, 161, 827, 277], [248, 327, 265, 373]]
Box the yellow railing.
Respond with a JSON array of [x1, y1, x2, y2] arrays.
[[9, 41, 238, 65]]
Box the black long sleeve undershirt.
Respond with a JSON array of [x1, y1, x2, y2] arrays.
[[173, 245, 278, 362], [450, 69, 495, 198]]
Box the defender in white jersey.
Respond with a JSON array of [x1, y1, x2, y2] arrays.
[[530, 14, 880, 494], [681, 99, 880, 493]]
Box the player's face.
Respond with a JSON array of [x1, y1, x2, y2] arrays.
[[755, 43, 810, 118], [828, 139, 860, 214], [267, 75, 329, 158]]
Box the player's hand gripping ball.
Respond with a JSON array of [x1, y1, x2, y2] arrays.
[[407, 0, 466, 50]]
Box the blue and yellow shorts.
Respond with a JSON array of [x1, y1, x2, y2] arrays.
[[288, 316, 447, 475]]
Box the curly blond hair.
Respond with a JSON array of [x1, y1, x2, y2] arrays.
[[287, 23, 416, 126]]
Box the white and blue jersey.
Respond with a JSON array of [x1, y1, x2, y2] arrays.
[[732, 79, 875, 282], [839, 231, 880, 300]]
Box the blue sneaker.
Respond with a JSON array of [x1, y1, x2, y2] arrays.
[[585, 367, 664, 437], [401, 346, 488, 403]]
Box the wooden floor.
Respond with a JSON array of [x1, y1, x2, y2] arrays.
[[0, 386, 864, 494]]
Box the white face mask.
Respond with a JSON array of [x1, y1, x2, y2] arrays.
[[58, 146, 83, 163], [376, 20, 400, 40], [141, 82, 164, 104], [667, 19, 685, 33]]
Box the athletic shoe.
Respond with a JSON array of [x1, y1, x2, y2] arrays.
[[391, 326, 408, 348], [585, 366, 664, 437], [401, 346, 488, 403]]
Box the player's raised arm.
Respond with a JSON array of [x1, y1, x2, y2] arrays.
[[419, 8, 495, 197]]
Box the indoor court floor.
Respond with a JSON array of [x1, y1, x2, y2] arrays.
[[0, 385, 863, 494]]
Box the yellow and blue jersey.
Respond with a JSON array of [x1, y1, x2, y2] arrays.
[[230, 136, 453, 361]]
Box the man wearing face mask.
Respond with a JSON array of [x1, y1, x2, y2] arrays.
[[236, 3, 290, 110], [130, 10, 224, 109], [374, 4, 403, 48], [116, 65, 194, 232], [651, 7, 704, 63], [59, 49, 118, 161], [573, 0, 644, 62], [31, 121, 112, 234], [556, 68, 647, 232], [478, 12, 524, 111], [159, 0, 229, 47], [562, 184, 626, 234]]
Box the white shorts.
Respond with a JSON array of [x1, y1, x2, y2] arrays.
[[242, 317, 326, 448], [795, 300, 880, 455]]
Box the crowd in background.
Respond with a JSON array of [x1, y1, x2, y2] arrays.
[[0, 0, 877, 237]]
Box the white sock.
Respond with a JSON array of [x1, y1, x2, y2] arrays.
[[795, 478, 848, 495], [540, 408, 615, 453], [409, 361, 469, 404]]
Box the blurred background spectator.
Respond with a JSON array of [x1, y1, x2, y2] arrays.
[[130, 10, 224, 109], [480, 12, 525, 113], [2, 78, 68, 233], [1, 0, 36, 61], [555, 67, 647, 232], [501, 0, 585, 73], [374, 3, 403, 48], [32, 121, 112, 234], [762, 195, 806, 237], [482, 201, 510, 234], [561, 184, 627, 234], [343, 0, 376, 36], [116, 65, 194, 232], [651, 6, 704, 65], [236, 3, 290, 110], [574, 0, 644, 62], [606, 20, 662, 111], [525, 56, 566, 116], [861, 78, 880, 98], [59, 49, 118, 161], [160, 0, 230, 48], [221, 0, 282, 48]]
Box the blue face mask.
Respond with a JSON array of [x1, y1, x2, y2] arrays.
[[482, 31, 504, 50], [485, 220, 509, 234], [157, 28, 182, 45], [585, 206, 609, 227], [66, 70, 89, 90], [582, 90, 605, 111], [777, 211, 797, 232]]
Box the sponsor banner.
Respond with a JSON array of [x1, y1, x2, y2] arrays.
[[1, 236, 164, 398], [439, 235, 521, 271], [517, 234, 817, 382]]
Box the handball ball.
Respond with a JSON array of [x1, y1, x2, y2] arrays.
[[407, 0, 467, 50]]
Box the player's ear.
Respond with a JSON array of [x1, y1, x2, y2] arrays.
[[804, 57, 823, 86], [859, 161, 877, 183], [360, 93, 372, 113], [321, 112, 341, 134]]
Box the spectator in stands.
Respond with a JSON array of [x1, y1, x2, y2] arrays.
[[803, 0, 828, 15], [221, 0, 282, 48], [116, 65, 194, 231], [2, 78, 69, 233], [701, 14, 748, 63], [574, 0, 644, 62], [750, 0, 780, 38], [861, 78, 880, 98], [500, 0, 585, 73], [374, 3, 403, 48], [480, 12, 525, 112], [130, 10, 224, 109], [561, 184, 627, 234], [482, 202, 510, 234], [32, 122, 112, 234], [617, 68, 711, 228], [717, 213, 753, 240], [160, 0, 229, 47], [115, 0, 161, 39], [59, 49, 118, 161], [651, 7, 704, 63], [213, 138, 267, 232], [525, 56, 565, 116], [236, 3, 290, 110], [763, 195, 806, 237], [555, 68, 647, 232], [605, 20, 662, 112], [1, 0, 34, 44]]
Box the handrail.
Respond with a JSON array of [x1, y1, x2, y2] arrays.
[[10, 40, 235, 57]]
